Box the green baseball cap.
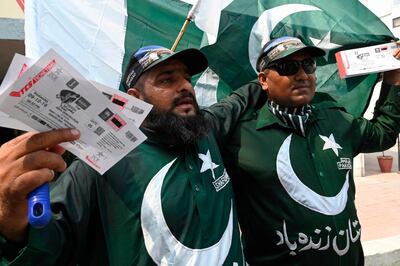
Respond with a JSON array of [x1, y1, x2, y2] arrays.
[[256, 36, 326, 72]]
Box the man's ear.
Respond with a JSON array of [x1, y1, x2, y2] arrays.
[[258, 71, 269, 92], [127, 88, 142, 99]]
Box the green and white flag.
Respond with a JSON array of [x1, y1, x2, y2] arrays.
[[179, 0, 234, 45], [24, 0, 203, 90], [203, 0, 394, 115], [25, 0, 394, 116]]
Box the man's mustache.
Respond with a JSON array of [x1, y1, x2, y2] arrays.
[[172, 91, 196, 107], [293, 81, 312, 88]]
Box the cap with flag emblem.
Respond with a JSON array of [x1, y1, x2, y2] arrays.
[[256, 36, 326, 72], [123, 45, 208, 90]]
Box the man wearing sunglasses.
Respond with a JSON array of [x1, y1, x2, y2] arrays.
[[219, 36, 400, 265]]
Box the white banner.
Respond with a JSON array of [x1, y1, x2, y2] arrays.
[[24, 0, 127, 90]]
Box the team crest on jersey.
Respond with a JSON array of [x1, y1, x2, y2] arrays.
[[198, 150, 230, 192], [337, 158, 352, 170], [212, 169, 230, 192]]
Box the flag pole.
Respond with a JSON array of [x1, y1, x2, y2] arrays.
[[171, 18, 192, 51], [171, 0, 201, 51]]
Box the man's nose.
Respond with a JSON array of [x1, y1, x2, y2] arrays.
[[294, 65, 309, 80], [177, 77, 194, 93]]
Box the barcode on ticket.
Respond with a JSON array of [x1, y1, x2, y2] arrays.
[[125, 131, 138, 142], [130, 106, 144, 114]]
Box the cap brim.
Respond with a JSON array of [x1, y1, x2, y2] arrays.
[[273, 46, 326, 62], [143, 48, 208, 76]]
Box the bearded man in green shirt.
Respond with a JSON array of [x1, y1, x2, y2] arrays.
[[0, 46, 265, 265], [220, 36, 400, 266]]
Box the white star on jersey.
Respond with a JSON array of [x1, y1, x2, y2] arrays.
[[198, 150, 219, 179], [319, 134, 343, 156]]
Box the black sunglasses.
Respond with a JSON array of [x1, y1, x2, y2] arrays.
[[266, 58, 316, 76]]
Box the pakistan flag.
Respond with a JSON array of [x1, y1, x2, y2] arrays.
[[25, 0, 394, 116], [200, 0, 394, 115]]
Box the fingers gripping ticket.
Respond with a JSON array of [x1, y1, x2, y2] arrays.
[[9, 129, 80, 160], [0, 129, 79, 181]]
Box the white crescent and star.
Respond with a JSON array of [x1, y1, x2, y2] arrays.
[[276, 134, 349, 215], [193, 3, 343, 106], [248, 3, 342, 73], [309, 31, 341, 50], [141, 158, 233, 266]]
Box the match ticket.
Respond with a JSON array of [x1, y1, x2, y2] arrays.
[[92, 81, 152, 127], [0, 53, 152, 130], [0, 54, 34, 131], [335, 42, 400, 79], [0, 49, 149, 174]]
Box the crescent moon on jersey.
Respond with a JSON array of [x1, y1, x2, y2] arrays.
[[248, 4, 321, 72], [277, 134, 349, 215], [141, 158, 233, 266]]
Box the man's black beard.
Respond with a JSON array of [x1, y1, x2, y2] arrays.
[[144, 94, 210, 145]]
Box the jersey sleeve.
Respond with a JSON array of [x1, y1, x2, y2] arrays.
[[203, 81, 266, 143], [354, 83, 400, 154]]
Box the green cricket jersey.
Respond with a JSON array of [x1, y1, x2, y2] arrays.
[[0, 84, 264, 266], [221, 83, 400, 266]]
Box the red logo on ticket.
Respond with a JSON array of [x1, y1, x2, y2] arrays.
[[9, 59, 56, 97]]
